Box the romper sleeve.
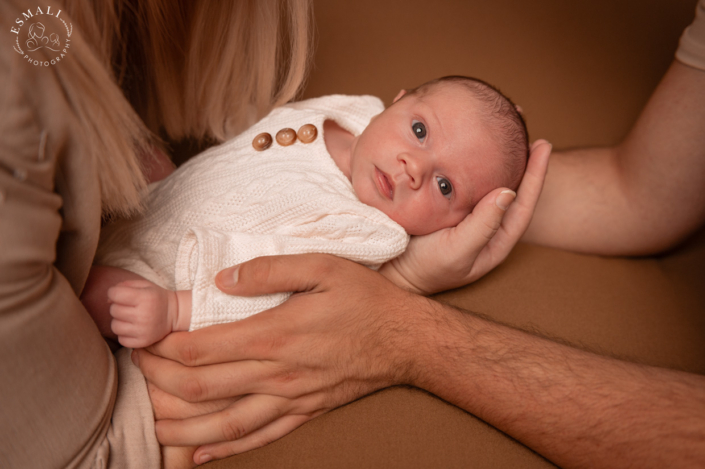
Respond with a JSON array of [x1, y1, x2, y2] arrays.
[[175, 217, 409, 330]]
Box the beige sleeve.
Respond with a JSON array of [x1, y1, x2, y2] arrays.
[[676, 0, 705, 70]]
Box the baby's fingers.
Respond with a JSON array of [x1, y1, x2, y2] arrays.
[[118, 335, 152, 349], [109, 303, 137, 321], [112, 318, 154, 348], [111, 318, 136, 337], [107, 284, 143, 306]]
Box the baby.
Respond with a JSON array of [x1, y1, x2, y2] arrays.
[[83, 75, 528, 348]]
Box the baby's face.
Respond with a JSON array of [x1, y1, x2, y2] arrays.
[[350, 85, 504, 235]]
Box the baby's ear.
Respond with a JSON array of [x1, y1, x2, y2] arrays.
[[393, 89, 408, 103], [515, 104, 524, 115]]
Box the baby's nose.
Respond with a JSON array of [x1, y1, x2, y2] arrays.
[[398, 153, 424, 190]]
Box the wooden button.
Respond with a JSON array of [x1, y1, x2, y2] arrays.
[[297, 124, 317, 143], [252, 132, 273, 151], [275, 128, 297, 146]]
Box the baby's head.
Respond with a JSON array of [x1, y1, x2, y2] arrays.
[[350, 76, 528, 235]]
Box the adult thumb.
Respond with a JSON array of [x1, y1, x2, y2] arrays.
[[466, 188, 516, 244], [445, 187, 516, 262], [215, 253, 336, 296]]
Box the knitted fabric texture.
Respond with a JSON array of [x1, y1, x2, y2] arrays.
[[96, 95, 410, 330]]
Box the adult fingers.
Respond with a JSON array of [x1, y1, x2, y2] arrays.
[[408, 187, 515, 293], [511, 140, 552, 214], [215, 253, 341, 296], [145, 254, 361, 368], [147, 380, 236, 421], [489, 140, 552, 242], [462, 141, 551, 281], [456, 187, 517, 256], [155, 393, 291, 446], [135, 348, 284, 401], [193, 414, 312, 464], [442, 141, 551, 265], [141, 302, 299, 366]]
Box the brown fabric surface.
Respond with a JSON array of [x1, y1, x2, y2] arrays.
[[207, 0, 704, 468], [206, 387, 553, 469]]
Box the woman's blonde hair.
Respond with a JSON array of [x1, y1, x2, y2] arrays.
[[72, 0, 312, 142], [7, 0, 312, 216]]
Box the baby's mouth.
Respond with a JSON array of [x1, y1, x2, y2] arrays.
[[375, 167, 394, 200]]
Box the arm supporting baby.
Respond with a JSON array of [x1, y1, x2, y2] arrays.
[[523, 61, 705, 254], [137, 253, 705, 468], [522, 0, 705, 255]]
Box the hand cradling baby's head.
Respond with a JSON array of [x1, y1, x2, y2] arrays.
[[349, 76, 528, 235]]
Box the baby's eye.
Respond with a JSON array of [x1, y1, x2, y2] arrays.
[[436, 176, 453, 198], [412, 121, 426, 141]]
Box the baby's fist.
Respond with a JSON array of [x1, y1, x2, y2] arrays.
[[107, 279, 178, 348]]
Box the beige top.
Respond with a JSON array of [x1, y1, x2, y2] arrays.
[[0, 3, 158, 466]]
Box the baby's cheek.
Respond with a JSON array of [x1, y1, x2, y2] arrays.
[[378, 204, 415, 232], [393, 211, 439, 236], [411, 209, 470, 236], [444, 209, 472, 230], [354, 181, 382, 211], [389, 200, 439, 235], [368, 199, 419, 234]]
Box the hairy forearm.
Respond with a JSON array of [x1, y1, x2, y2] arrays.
[[524, 61, 705, 255], [406, 303, 705, 469]]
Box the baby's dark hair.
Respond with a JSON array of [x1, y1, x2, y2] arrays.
[[406, 75, 529, 192]]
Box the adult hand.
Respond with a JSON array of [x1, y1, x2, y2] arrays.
[[380, 140, 551, 294], [147, 377, 249, 468], [133, 255, 433, 465]]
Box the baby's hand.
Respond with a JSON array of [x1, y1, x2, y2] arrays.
[[107, 280, 182, 348], [380, 140, 551, 294]]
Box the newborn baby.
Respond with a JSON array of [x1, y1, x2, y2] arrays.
[[84, 76, 528, 348]]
